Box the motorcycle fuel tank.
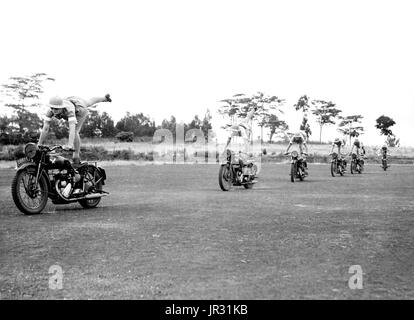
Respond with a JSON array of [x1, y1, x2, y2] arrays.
[[47, 155, 70, 168]]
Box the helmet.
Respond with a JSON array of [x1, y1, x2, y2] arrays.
[[48, 96, 64, 108]]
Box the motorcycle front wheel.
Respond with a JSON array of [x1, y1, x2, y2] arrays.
[[351, 161, 356, 174], [298, 166, 304, 181], [219, 164, 232, 191], [331, 162, 337, 177], [290, 163, 296, 183], [11, 169, 49, 215]]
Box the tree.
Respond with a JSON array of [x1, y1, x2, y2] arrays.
[[293, 95, 311, 113], [338, 115, 364, 145], [311, 100, 342, 143], [375, 115, 396, 136], [101, 112, 117, 138], [81, 109, 102, 138], [116, 112, 156, 137], [0, 73, 55, 138], [219, 92, 285, 142], [201, 109, 213, 142], [186, 115, 201, 131], [263, 114, 289, 142], [160, 115, 177, 140], [49, 118, 69, 140]]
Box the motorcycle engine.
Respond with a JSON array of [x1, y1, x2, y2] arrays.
[[55, 173, 73, 199]]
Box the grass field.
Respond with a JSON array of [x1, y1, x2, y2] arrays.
[[1, 163, 413, 299]]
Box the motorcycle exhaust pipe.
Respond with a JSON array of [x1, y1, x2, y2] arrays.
[[84, 193, 108, 200], [64, 193, 108, 202]]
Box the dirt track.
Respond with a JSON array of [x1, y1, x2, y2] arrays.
[[0, 163, 413, 299]]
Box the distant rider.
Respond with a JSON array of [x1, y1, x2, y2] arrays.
[[284, 130, 309, 175], [349, 134, 366, 158], [38, 94, 112, 166], [330, 137, 347, 171], [223, 106, 257, 181]]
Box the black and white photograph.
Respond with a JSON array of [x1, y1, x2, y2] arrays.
[[0, 0, 413, 306]]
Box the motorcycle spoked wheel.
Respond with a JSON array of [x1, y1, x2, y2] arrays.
[[351, 161, 356, 174], [290, 163, 296, 183], [298, 164, 304, 181], [243, 180, 254, 189], [78, 165, 103, 208], [11, 169, 49, 215], [218, 164, 233, 191], [331, 162, 343, 177], [382, 159, 387, 171]]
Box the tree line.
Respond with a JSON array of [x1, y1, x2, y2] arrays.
[[219, 93, 397, 145], [0, 73, 397, 146], [0, 73, 212, 144]]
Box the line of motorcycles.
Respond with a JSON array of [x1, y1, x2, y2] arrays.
[[219, 149, 390, 191], [11, 143, 391, 214]]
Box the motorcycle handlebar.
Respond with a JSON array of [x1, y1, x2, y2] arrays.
[[38, 145, 64, 152]]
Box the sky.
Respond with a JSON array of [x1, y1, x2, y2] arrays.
[[0, 0, 413, 146]]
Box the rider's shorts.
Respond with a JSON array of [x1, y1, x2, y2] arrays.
[[66, 97, 89, 131], [292, 137, 304, 144]]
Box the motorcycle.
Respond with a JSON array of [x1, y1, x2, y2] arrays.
[[218, 149, 258, 191], [288, 151, 307, 182], [381, 152, 389, 171], [11, 143, 108, 215], [350, 153, 364, 174], [330, 152, 346, 177]]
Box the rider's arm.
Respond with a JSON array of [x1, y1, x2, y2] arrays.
[[38, 120, 50, 146], [68, 121, 76, 148], [285, 142, 292, 154], [67, 105, 77, 148], [38, 110, 54, 146]]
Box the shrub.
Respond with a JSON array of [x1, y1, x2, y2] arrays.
[[115, 131, 134, 142]]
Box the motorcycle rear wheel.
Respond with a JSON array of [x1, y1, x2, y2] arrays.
[[243, 183, 254, 189], [78, 165, 103, 208]]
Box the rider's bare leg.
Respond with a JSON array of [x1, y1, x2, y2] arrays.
[[85, 96, 108, 107], [72, 109, 89, 162]]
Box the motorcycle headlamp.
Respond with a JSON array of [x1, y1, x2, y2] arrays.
[[291, 151, 298, 158], [24, 143, 37, 159], [332, 152, 338, 158]]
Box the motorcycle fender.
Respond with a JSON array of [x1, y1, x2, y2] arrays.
[[97, 167, 106, 185], [16, 163, 51, 192]]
